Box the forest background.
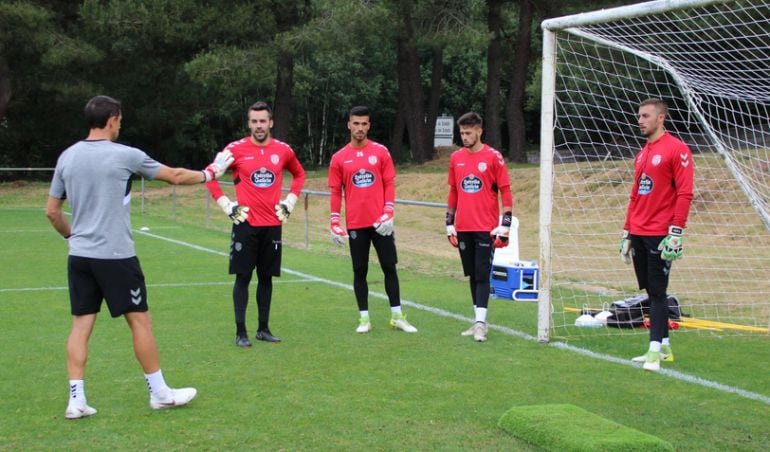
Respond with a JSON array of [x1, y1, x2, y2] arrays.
[[1, 0, 639, 170]]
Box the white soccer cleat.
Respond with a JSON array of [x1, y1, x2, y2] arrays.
[[65, 403, 97, 420], [389, 314, 417, 333], [150, 387, 197, 410], [473, 321, 488, 342], [356, 316, 372, 334]]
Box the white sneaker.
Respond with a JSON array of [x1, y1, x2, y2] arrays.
[[389, 314, 417, 333], [473, 322, 488, 342], [356, 316, 372, 333], [150, 387, 197, 410], [460, 324, 476, 336], [65, 403, 97, 419]]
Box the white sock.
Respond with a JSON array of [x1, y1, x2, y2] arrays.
[[475, 307, 488, 324], [69, 379, 86, 405], [649, 341, 662, 353], [390, 306, 402, 316], [360, 310, 369, 319], [662, 337, 670, 346], [145, 369, 170, 398]]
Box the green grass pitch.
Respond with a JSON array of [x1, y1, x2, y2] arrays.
[[0, 206, 768, 450]]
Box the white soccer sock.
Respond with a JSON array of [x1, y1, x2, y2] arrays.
[[145, 369, 170, 397], [69, 379, 86, 404], [359, 310, 369, 319], [649, 341, 662, 353], [390, 306, 402, 315], [662, 337, 670, 346], [475, 307, 488, 324]]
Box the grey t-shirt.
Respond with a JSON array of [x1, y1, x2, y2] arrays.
[[49, 139, 161, 259]]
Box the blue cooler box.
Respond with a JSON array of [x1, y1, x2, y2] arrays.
[[490, 261, 539, 301]]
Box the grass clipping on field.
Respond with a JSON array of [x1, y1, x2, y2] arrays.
[[498, 404, 674, 451]]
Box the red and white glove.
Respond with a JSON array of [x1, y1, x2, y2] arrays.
[[445, 211, 458, 248], [202, 149, 234, 182], [275, 193, 298, 223], [330, 213, 348, 246], [491, 211, 512, 248], [373, 204, 394, 236]]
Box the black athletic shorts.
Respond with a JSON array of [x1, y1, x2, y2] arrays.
[[630, 234, 671, 298], [456, 231, 494, 281], [348, 227, 398, 269], [67, 255, 148, 317], [229, 222, 282, 276]]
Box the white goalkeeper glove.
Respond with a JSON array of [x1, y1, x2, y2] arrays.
[[216, 196, 249, 224], [445, 212, 458, 248], [658, 226, 684, 261], [330, 213, 348, 246], [373, 205, 394, 236], [202, 149, 234, 182], [490, 211, 512, 248], [275, 193, 298, 223], [619, 230, 632, 265]]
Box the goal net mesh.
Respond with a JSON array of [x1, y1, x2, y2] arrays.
[[544, 0, 770, 337]]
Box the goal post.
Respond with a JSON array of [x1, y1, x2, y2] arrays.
[[538, 0, 770, 342]]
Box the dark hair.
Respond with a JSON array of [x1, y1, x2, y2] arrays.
[[85, 95, 121, 129], [640, 98, 668, 116], [248, 101, 272, 118], [349, 105, 370, 119], [457, 111, 483, 128]]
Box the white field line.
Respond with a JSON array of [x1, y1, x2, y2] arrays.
[[0, 279, 317, 293], [16, 227, 770, 406]]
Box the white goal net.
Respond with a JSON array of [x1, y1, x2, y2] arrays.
[[538, 0, 770, 341]]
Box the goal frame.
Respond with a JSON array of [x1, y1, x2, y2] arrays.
[[536, 0, 767, 342]]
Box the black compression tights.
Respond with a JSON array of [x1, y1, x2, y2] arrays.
[[353, 263, 400, 311], [233, 271, 274, 330]]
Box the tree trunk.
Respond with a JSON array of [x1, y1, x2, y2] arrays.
[[0, 59, 10, 122], [422, 46, 445, 161], [272, 51, 294, 142], [506, 0, 534, 163], [484, 0, 505, 150]]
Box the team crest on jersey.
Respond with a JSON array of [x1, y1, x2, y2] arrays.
[[251, 167, 276, 188], [352, 169, 375, 188], [368, 156, 378, 165], [652, 154, 662, 166], [637, 173, 653, 195], [478, 162, 487, 172], [461, 174, 483, 193], [270, 154, 280, 165]]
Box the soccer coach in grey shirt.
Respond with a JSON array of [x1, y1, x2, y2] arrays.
[[46, 95, 233, 419]]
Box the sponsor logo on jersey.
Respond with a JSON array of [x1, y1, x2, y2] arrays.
[[461, 174, 483, 193], [478, 162, 487, 172], [368, 156, 378, 165], [652, 154, 662, 166], [352, 169, 375, 188], [251, 167, 276, 188], [270, 154, 280, 165], [637, 173, 653, 195]]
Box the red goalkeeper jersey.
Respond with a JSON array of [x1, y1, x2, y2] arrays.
[[624, 132, 694, 235], [447, 144, 511, 232], [328, 140, 396, 229], [207, 137, 306, 227]]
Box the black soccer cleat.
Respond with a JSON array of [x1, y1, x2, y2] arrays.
[[235, 334, 252, 347], [255, 329, 281, 343]]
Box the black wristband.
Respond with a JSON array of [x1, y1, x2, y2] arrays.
[[445, 211, 455, 226], [501, 211, 512, 227]]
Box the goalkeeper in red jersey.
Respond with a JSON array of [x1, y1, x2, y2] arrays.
[[446, 112, 513, 342], [620, 98, 694, 371], [207, 101, 306, 347], [327, 106, 417, 334]]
